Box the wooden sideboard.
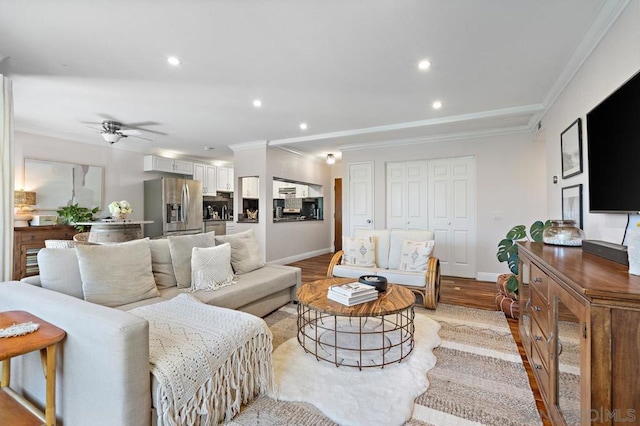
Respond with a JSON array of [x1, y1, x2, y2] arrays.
[[12, 226, 78, 280], [517, 242, 640, 426]]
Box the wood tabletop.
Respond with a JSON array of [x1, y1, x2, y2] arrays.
[[0, 311, 66, 360], [297, 277, 416, 317]]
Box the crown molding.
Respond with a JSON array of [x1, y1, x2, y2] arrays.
[[228, 140, 268, 152], [339, 125, 533, 152]]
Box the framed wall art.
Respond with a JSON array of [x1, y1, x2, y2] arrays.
[[562, 184, 583, 229], [561, 118, 583, 179], [24, 158, 104, 211]]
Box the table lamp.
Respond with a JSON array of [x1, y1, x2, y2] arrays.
[[14, 190, 37, 226]]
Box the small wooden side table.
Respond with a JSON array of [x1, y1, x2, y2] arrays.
[[0, 311, 66, 426]]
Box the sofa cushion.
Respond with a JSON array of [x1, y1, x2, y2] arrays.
[[354, 229, 391, 269], [333, 264, 379, 280], [215, 229, 265, 274], [149, 239, 177, 289], [160, 265, 297, 311], [191, 243, 236, 291], [37, 248, 84, 298], [376, 269, 427, 288], [167, 232, 216, 288], [388, 230, 435, 270], [342, 236, 376, 268], [76, 238, 160, 308], [399, 240, 435, 272]]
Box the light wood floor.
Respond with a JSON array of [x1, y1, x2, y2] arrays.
[[287, 252, 552, 426]]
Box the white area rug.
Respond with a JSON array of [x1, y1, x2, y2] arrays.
[[270, 313, 441, 426]]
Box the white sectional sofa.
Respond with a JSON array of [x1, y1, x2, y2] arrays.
[[0, 230, 300, 426], [327, 229, 440, 309]]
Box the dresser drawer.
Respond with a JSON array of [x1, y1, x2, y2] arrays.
[[531, 317, 550, 370], [530, 264, 548, 300], [530, 286, 549, 333], [530, 342, 550, 401]]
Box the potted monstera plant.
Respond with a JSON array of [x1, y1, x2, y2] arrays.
[[496, 220, 551, 318]]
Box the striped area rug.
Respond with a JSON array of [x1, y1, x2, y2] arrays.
[[229, 303, 542, 426]]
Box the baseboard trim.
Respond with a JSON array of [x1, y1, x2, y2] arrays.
[[269, 248, 333, 266], [476, 272, 501, 283]]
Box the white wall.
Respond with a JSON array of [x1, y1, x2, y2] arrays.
[[15, 131, 169, 221], [542, 1, 640, 244], [232, 145, 333, 263], [341, 131, 547, 279]]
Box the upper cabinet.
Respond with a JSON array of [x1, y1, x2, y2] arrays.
[[144, 155, 193, 175], [242, 177, 259, 199], [193, 163, 218, 196], [216, 167, 234, 192]]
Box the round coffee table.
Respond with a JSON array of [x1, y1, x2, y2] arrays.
[[296, 277, 416, 370]]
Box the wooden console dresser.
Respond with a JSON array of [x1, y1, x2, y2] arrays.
[[517, 242, 640, 425], [12, 226, 77, 280]]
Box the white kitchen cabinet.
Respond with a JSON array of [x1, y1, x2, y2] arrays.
[[226, 223, 236, 234], [193, 163, 218, 195], [295, 183, 308, 197], [144, 155, 194, 175], [242, 177, 259, 199], [216, 167, 234, 192]]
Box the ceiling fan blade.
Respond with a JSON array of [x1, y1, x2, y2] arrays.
[[121, 121, 160, 128], [119, 129, 142, 136]]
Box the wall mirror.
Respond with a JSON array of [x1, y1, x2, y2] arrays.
[[24, 158, 104, 210]]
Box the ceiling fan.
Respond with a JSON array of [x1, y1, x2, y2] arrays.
[[95, 120, 153, 144]]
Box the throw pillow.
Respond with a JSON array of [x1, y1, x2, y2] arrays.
[[388, 230, 434, 270], [149, 239, 177, 289], [167, 232, 216, 288], [398, 240, 435, 272], [191, 243, 237, 291], [76, 238, 160, 307], [215, 228, 265, 274], [37, 248, 84, 299], [342, 236, 376, 267]]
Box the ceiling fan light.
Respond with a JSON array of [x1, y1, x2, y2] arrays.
[[102, 133, 123, 144]]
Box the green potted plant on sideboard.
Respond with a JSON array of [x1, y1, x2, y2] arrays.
[[496, 220, 551, 318], [56, 204, 100, 231]]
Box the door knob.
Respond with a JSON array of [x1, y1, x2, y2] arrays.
[[366, 220, 371, 224]]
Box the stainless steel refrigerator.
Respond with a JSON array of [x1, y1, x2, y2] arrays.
[[144, 177, 203, 238]]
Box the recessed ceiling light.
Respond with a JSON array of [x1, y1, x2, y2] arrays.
[[418, 60, 431, 71], [253, 99, 262, 108], [432, 101, 443, 109], [299, 123, 308, 130], [167, 56, 181, 66]]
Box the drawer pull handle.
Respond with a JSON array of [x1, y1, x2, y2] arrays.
[[534, 335, 543, 341], [533, 306, 542, 312], [533, 277, 542, 283], [534, 364, 542, 370]]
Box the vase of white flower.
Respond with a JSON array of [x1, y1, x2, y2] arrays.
[[108, 200, 132, 220]]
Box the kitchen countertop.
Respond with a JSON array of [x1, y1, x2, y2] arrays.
[[273, 217, 323, 223], [203, 218, 232, 222]]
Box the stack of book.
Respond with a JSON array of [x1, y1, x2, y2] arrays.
[[327, 282, 379, 306]]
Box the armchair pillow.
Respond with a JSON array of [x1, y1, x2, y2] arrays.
[[388, 230, 434, 270], [168, 232, 217, 288], [398, 240, 435, 272], [76, 238, 160, 307], [215, 229, 265, 274], [191, 243, 237, 291], [342, 236, 376, 268]]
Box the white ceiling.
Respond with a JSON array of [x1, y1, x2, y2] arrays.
[[0, 0, 629, 164]]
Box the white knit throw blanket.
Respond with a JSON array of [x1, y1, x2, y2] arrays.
[[130, 294, 276, 425]]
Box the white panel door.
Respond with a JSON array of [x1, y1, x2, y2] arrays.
[[428, 157, 476, 278], [349, 162, 374, 235], [386, 161, 427, 230]]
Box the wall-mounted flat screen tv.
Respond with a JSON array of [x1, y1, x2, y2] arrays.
[[587, 68, 640, 213]]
